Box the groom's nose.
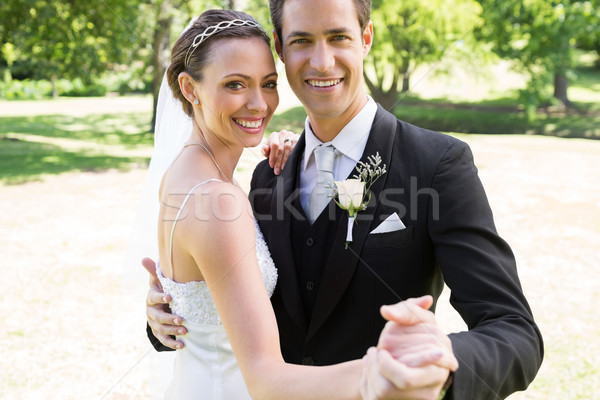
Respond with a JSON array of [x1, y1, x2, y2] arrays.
[[310, 40, 335, 73]]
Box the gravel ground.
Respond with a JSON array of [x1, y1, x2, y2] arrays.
[[1, 133, 599, 399]]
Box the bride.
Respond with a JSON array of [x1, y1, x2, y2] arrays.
[[152, 9, 366, 399]]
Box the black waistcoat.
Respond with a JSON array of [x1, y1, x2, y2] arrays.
[[290, 191, 340, 321]]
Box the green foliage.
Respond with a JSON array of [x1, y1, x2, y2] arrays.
[[476, 0, 600, 109], [365, 0, 484, 108], [0, 78, 111, 100], [390, 58, 600, 138], [574, 0, 600, 64], [269, 106, 307, 134], [393, 101, 600, 139], [244, 0, 274, 32], [0, 1, 142, 84], [0, 80, 53, 100]]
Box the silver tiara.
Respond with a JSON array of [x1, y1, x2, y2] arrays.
[[184, 19, 264, 68]]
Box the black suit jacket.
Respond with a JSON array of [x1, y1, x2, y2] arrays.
[[250, 105, 543, 399]]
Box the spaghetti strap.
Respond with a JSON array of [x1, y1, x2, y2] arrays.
[[168, 178, 222, 280]]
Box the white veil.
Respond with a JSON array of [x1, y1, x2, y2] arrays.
[[122, 75, 193, 296], [122, 21, 195, 297]]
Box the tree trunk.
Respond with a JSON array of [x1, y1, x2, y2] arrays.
[[401, 72, 410, 92], [51, 74, 58, 98], [553, 72, 572, 108], [363, 71, 400, 111], [150, 0, 174, 132]]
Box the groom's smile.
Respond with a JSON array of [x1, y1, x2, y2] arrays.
[[306, 78, 343, 89]]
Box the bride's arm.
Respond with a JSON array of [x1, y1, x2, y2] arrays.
[[180, 182, 362, 400]]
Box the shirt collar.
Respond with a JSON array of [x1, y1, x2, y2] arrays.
[[302, 96, 377, 171]]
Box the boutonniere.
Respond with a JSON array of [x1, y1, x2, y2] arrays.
[[332, 152, 387, 249]]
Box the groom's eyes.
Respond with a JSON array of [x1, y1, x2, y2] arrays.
[[289, 35, 349, 45], [290, 38, 308, 45], [332, 35, 348, 41]]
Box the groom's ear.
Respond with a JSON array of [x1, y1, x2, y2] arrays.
[[273, 29, 284, 62], [362, 20, 374, 56]]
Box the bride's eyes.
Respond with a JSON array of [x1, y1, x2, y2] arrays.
[[225, 81, 277, 90], [225, 82, 244, 90]]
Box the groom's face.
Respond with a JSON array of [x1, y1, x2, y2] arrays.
[[275, 0, 373, 123]]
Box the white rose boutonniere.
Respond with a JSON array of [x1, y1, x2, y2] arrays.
[[332, 152, 387, 249]]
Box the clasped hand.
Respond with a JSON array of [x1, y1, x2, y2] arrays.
[[360, 296, 458, 400]]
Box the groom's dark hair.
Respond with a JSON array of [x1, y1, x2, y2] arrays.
[[269, 0, 372, 47]]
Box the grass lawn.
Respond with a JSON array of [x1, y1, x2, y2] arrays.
[[0, 97, 153, 185]]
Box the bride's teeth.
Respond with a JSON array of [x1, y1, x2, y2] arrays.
[[235, 119, 262, 128], [308, 79, 341, 87]]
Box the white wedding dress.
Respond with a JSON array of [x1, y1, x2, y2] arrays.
[[156, 180, 278, 399]]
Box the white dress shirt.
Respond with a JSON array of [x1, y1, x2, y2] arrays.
[[299, 96, 378, 210]]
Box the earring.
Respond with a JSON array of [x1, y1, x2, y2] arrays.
[[193, 99, 199, 105]]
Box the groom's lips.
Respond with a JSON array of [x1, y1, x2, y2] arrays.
[[305, 78, 344, 90]]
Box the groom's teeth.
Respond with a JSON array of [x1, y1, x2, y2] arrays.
[[308, 79, 341, 87], [235, 119, 262, 128]]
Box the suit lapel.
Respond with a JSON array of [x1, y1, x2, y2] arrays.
[[307, 106, 397, 339], [268, 135, 307, 331]]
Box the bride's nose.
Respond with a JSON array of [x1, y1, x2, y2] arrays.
[[246, 88, 268, 113]]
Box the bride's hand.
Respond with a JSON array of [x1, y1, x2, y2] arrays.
[[360, 297, 456, 399], [262, 130, 300, 175], [142, 257, 187, 350]]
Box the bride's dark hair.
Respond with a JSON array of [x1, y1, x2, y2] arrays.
[[167, 9, 270, 117]]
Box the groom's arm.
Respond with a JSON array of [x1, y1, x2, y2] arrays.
[[429, 140, 543, 399]]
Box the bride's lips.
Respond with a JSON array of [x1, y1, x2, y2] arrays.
[[233, 117, 265, 133]]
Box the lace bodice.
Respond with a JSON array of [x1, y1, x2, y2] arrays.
[[157, 220, 277, 325]]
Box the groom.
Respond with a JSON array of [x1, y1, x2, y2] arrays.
[[147, 0, 543, 398]]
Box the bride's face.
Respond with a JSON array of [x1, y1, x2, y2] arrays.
[[194, 37, 279, 149]]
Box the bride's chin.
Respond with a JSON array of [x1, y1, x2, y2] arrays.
[[242, 135, 265, 149]]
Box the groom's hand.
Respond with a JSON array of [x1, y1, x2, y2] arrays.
[[142, 257, 186, 350]]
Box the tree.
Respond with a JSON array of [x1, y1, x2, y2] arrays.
[[365, 0, 483, 110], [0, 0, 141, 97], [144, 0, 193, 131], [574, 0, 600, 66], [476, 0, 597, 110], [1, 43, 17, 82]]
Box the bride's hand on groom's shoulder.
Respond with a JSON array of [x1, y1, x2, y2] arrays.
[[142, 257, 187, 350], [261, 130, 300, 175]]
